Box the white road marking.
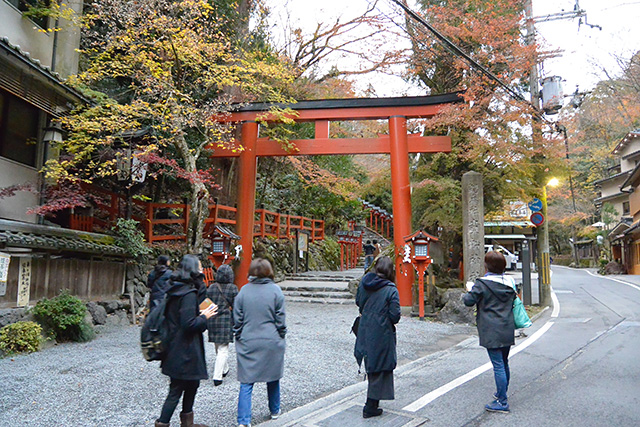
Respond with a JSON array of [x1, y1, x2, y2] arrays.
[[402, 320, 556, 412], [508, 321, 555, 357], [550, 285, 560, 318], [586, 271, 640, 292]]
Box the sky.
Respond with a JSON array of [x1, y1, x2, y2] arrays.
[[270, 0, 640, 99], [534, 0, 640, 94]]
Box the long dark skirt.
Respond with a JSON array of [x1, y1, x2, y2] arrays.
[[367, 370, 394, 400]]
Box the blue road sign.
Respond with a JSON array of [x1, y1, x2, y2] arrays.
[[530, 212, 545, 227], [528, 198, 543, 212]]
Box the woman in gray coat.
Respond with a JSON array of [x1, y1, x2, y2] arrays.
[[233, 258, 286, 427]]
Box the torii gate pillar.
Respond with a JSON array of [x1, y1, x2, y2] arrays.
[[389, 116, 414, 306], [236, 121, 259, 286]]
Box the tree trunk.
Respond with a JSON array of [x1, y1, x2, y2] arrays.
[[172, 118, 210, 255], [187, 181, 210, 255]]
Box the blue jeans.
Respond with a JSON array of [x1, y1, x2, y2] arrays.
[[487, 347, 510, 405], [364, 256, 374, 271], [237, 380, 280, 425]]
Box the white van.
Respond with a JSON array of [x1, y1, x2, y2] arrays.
[[484, 244, 518, 270]]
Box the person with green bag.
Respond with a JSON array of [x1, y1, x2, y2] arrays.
[[463, 251, 517, 414]]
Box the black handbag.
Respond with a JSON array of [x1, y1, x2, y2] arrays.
[[351, 315, 361, 336]]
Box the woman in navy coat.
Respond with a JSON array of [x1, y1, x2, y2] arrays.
[[156, 255, 217, 427], [354, 256, 401, 418]]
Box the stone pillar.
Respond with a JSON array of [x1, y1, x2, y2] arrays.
[[462, 171, 484, 284]]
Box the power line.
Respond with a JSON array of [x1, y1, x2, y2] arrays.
[[388, 0, 530, 104]]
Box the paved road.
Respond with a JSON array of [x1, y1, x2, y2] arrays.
[[268, 266, 640, 426]]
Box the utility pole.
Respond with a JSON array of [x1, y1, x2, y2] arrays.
[[524, 0, 551, 306], [524, 0, 599, 306]]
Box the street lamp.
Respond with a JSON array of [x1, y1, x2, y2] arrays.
[[538, 177, 559, 306]]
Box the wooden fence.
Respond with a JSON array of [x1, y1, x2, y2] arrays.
[[72, 185, 325, 243], [0, 255, 125, 308]]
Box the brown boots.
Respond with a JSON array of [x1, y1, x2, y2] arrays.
[[154, 412, 207, 427], [179, 411, 208, 427]]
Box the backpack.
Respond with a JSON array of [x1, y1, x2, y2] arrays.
[[140, 296, 171, 361]]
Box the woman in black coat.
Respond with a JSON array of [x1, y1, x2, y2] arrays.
[[206, 264, 238, 386], [156, 255, 218, 427], [463, 251, 517, 414], [354, 256, 401, 419]]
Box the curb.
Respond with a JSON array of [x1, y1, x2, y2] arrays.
[[262, 335, 477, 426]]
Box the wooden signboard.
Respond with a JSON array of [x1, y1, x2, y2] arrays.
[[0, 252, 9, 297], [17, 257, 32, 307]]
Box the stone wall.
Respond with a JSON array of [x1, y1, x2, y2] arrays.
[[0, 298, 131, 336]]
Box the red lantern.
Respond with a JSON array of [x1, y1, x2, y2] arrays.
[[404, 230, 438, 319]]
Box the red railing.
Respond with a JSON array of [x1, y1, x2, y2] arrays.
[[254, 209, 324, 242], [362, 201, 393, 238], [72, 185, 324, 243]]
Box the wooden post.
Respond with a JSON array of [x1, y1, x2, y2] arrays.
[[183, 203, 190, 240], [110, 193, 118, 224], [145, 203, 153, 242], [212, 202, 219, 225]]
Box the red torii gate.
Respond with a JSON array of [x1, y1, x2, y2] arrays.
[[213, 93, 462, 307]]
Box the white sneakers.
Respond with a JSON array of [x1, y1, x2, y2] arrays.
[[271, 410, 281, 420]]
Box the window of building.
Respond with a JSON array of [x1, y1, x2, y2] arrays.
[[623, 201, 630, 216], [5, 0, 50, 29], [0, 90, 40, 167]]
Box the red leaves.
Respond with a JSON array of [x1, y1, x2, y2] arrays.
[[26, 181, 90, 217]]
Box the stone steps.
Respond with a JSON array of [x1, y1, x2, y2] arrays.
[[279, 270, 359, 304], [283, 290, 353, 299], [284, 276, 354, 282], [285, 296, 355, 305]]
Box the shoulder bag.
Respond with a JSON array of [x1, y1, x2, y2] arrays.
[[215, 282, 233, 311], [513, 296, 532, 329]]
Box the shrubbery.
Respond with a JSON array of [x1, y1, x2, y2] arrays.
[[31, 290, 95, 342], [0, 321, 42, 355]]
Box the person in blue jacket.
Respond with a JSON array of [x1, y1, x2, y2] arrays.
[[354, 256, 401, 418], [463, 251, 516, 414], [155, 255, 217, 427], [147, 255, 172, 310]]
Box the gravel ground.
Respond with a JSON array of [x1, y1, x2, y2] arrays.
[[0, 302, 474, 427]]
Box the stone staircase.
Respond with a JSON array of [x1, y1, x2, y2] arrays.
[[277, 226, 392, 305], [279, 269, 363, 304], [358, 226, 391, 248]]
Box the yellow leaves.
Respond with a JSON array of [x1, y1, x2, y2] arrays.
[[287, 157, 360, 200]]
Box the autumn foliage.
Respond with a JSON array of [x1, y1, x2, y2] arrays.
[[40, 0, 294, 252]]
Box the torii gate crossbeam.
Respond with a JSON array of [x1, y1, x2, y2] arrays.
[[213, 93, 463, 307]]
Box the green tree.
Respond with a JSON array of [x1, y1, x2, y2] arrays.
[[394, 0, 565, 247], [39, 0, 294, 253]]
